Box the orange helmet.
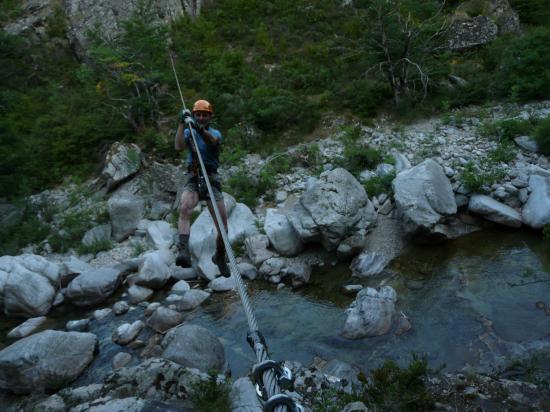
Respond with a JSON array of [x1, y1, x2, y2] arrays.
[[192, 99, 213, 114]]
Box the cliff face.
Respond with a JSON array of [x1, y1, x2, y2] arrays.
[[3, 0, 186, 58]]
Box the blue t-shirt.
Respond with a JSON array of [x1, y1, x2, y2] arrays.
[[184, 127, 222, 170]]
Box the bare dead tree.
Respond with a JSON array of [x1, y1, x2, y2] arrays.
[[181, 0, 204, 20]]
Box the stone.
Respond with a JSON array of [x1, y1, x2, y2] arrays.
[[336, 231, 367, 261], [511, 176, 529, 189], [237, 262, 258, 280], [342, 286, 397, 339], [0, 330, 97, 394], [342, 284, 363, 295], [146, 307, 183, 333], [393, 159, 457, 241], [351, 251, 391, 277], [343, 401, 369, 412], [244, 234, 273, 266], [285, 261, 312, 286], [134, 249, 173, 289], [81, 224, 112, 247], [299, 168, 377, 250], [98, 142, 141, 191], [321, 359, 362, 390], [144, 302, 162, 316], [264, 208, 303, 256], [7, 316, 47, 339], [228, 202, 259, 245], [392, 151, 411, 173], [146, 220, 175, 249], [108, 192, 145, 242], [128, 284, 153, 304], [378, 198, 394, 215], [162, 324, 226, 373], [358, 170, 377, 183], [448, 16, 498, 50], [209, 275, 236, 292], [66, 267, 121, 307], [468, 194, 522, 228], [113, 320, 145, 345], [112, 301, 129, 315], [376, 163, 395, 177], [175, 289, 210, 311], [522, 175, 550, 229], [259, 257, 287, 278], [32, 394, 66, 412], [171, 280, 190, 294], [66, 319, 90, 332], [93, 308, 112, 321], [171, 266, 198, 281], [112, 352, 132, 370], [230, 377, 263, 412], [514, 136, 539, 153], [455, 194, 470, 208], [60, 256, 94, 287], [3, 267, 56, 317], [518, 188, 529, 204]]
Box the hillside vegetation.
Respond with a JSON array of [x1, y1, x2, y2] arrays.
[[1, 0, 549, 198]]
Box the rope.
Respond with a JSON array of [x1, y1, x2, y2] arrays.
[[169, 52, 292, 412]]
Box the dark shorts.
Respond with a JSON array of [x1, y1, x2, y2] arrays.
[[183, 172, 223, 202]]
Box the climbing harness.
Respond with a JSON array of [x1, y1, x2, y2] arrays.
[[169, 52, 304, 412]]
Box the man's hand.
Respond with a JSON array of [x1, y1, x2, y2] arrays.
[[180, 109, 192, 123], [184, 116, 205, 134]]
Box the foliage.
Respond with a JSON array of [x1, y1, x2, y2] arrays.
[[543, 224, 550, 240], [364, 172, 396, 197], [335, 127, 384, 176], [77, 239, 113, 255], [130, 239, 149, 257], [189, 372, 231, 412], [479, 117, 538, 141], [311, 387, 365, 412], [510, 0, 550, 27], [226, 165, 276, 208], [532, 116, 550, 154], [487, 141, 517, 164], [461, 161, 505, 193], [488, 27, 550, 101], [366, 353, 434, 411]]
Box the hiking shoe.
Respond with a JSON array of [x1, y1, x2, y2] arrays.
[[175, 246, 191, 268], [213, 251, 230, 278]]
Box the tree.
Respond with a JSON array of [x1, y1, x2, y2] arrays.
[[359, 0, 448, 106]]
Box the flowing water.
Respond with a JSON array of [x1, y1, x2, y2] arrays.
[[1, 229, 549, 385]]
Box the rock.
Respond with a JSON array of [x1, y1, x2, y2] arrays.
[[259, 257, 287, 278], [468, 194, 522, 228], [108, 192, 145, 242], [321, 359, 362, 390], [146, 220, 175, 249], [518, 188, 529, 204], [237, 262, 258, 280], [378, 199, 394, 215], [146, 307, 183, 333], [98, 142, 141, 191], [171, 280, 190, 294], [52, 291, 64, 307], [455, 194, 470, 208], [162, 324, 226, 373], [358, 170, 377, 183], [228, 202, 259, 245], [66, 267, 121, 307], [342, 284, 363, 295], [66, 319, 90, 332], [264, 209, 303, 256], [522, 175, 550, 229], [343, 401, 369, 412], [393, 159, 457, 241], [511, 176, 529, 189], [342, 286, 397, 339], [7, 316, 47, 339], [112, 352, 132, 370], [113, 320, 144, 345], [32, 394, 66, 412], [144, 302, 162, 316], [0, 254, 60, 286], [392, 151, 411, 173], [285, 261, 312, 286], [209, 276, 236, 292], [0, 330, 97, 394], [351, 252, 391, 277], [299, 168, 376, 250], [112, 301, 129, 315], [93, 308, 112, 321], [230, 377, 263, 412], [376, 163, 395, 177], [81, 224, 112, 247], [128, 284, 153, 304], [60, 256, 94, 287], [514, 136, 539, 153], [275, 190, 288, 203], [448, 16, 498, 50], [172, 266, 198, 281], [244, 234, 273, 266], [395, 312, 412, 336], [175, 289, 210, 311], [134, 249, 173, 289], [58, 383, 103, 407], [3, 266, 56, 317], [337, 231, 367, 261]]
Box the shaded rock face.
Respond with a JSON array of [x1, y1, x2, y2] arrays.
[[161, 324, 225, 373], [264, 208, 303, 256], [98, 142, 141, 191], [0, 330, 97, 394], [134, 249, 173, 289], [66, 267, 121, 307], [342, 286, 397, 339], [291, 168, 376, 251], [522, 175, 550, 229], [108, 192, 145, 242], [230, 377, 263, 412], [393, 158, 457, 242]]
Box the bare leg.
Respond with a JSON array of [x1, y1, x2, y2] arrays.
[[178, 190, 199, 235]]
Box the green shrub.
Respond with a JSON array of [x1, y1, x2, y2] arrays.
[[510, 0, 550, 27], [479, 118, 538, 140], [226, 165, 276, 208], [532, 116, 550, 154], [77, 239, 113, 255], [487, 141, 517, 164], [189, 373, 230, 412], [364, 172, 396, 197], [462, 161, 505, 193]]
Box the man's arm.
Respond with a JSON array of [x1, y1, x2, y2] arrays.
[[175, 123, 186, 151], [200, 129, 220, 146]]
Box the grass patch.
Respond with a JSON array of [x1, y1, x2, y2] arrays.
[[130, 239, 148, 257], [335, 126, 384, 176], [364, 172, 396, 198], [189, 372, 231, 412], [479, 117, 538, 141], [461, 161, 506, 193], [77, 239, 113, 255], [532, 116, 550, 154]]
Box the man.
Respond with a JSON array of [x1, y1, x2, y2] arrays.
[[174, 99, 230, 277]]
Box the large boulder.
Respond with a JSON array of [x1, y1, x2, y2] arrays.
[[108, 192, 145, 242], [244, 234, 273, 266], [66, 267, 121, 307], [134, 249, 173, 289], [342, 286, 397, 339], [295, 168, 376, 251], [59, 256, 94, 287], [468, 194, 522, 228], [0, 330, 97, 394], [1, 256, 52, 318], [228, 203, 259, 245], [145, 220, 176, 249], [230, 377, 263, 412], [98, 142, 141, 191], [522, 175, 550, 229], [264, 208, 303, 256], [393, 159, 457, 241], [161, 324, 226, 373]]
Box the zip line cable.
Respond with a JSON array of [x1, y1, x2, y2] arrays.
[[169, 52, 302, 412]]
